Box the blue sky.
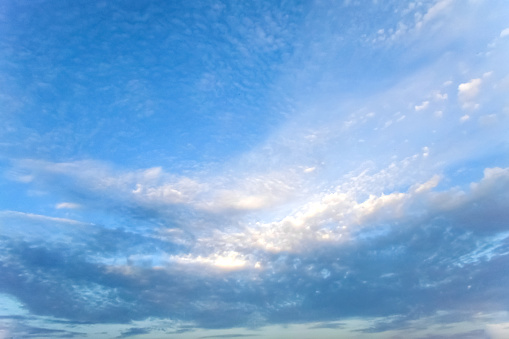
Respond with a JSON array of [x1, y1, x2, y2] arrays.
[[1, 0, 509, 338]]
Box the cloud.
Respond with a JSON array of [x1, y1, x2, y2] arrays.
[[0, 210, 84, 225], [308, 322, 345, 329], [56, 202, 81, 209], [2, 167, 508, 332], [169, 251, 248, 270], [458, 78, 482, 109], [418, 0, 454, 28], [486, 322, 509, 339], [0, 211, 89, 243], [433, 91, 448, 100], [1, 0, 509, 337], [458, 78, 482, 99], [415, 101, 430, 111], [11, 159, 300, 219], [118, 327, 151, 338], [500, 28, 509, 38], [0, 321, 87, 338], [460, 114, 470, 122]]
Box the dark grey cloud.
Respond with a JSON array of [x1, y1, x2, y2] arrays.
[[0, 235, 267, 327], [308, 322, 345, 329], [0, 315, 33, 321], [1, 323, 86, 338], [2, 159, 509, 334], [117, 327, 151, 338], [3, 208, 508, 331]]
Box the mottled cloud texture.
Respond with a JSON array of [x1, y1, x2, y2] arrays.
[[1, 0, 509, 338]]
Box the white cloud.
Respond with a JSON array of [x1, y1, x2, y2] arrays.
[[217, 194, 267, 210], [500, 28, 509, 38], [422, 146, 430, 157], [56, 202, 81, 209], [433, 91, 448, 100], [467, 168, 509, 207], [0, 210, 84, 225], [5, 169, 34, 183], [353, 191, 407, 224], [483, 71, 493, 78], [14, 159, 206, 209], [460, 114, 470, 122], [195, 164, 509, 259], [458, 78, 482, 109], [169, 251, 248, 270], [199, 172, 297, 212], [458, 78, 481, 100], [0, 210, 90, 243], [416, 0, 454, 29], [411, 174, 440, 193], [487, 322, 509, 339], [131, 179, 200, 205], [33, 159, 301, 214], [415, 101, 430, 111]]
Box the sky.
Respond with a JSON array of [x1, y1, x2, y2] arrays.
[[1, 0, 509, 338]]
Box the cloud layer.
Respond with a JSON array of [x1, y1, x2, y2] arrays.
[[1, 0, 509, 338]]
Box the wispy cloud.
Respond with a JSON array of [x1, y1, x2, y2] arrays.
[[56, 202, 81, 209]]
